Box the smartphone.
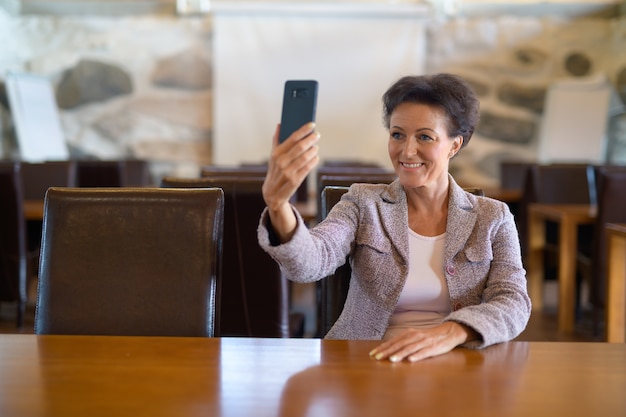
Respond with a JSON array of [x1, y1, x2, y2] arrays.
[[278, 80, 318, 143]]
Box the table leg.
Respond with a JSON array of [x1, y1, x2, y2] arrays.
[[527, 211, 546, 311], [558, 218, 577, 333], [606, 233, 626, 343]]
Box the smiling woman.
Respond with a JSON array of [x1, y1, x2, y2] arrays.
[[258, 73, 531, 363]]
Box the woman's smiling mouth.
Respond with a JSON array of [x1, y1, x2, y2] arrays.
[[401, 162, 424, 169]]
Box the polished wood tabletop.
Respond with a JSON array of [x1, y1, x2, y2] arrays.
[[606, 223, 626, 343], [527, 203, 597, 333], [1, 335, 624, 417]]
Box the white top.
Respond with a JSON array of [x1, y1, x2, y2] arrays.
[[383, 228, 451, 340]]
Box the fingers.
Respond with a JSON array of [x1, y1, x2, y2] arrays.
[[263, 122, 320, 210], [369, 323, 466, 363]]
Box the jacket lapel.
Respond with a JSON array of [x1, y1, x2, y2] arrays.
[[378, 180, 409, 264], [445, 175, 478, 261]]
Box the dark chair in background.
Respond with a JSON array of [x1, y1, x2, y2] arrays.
[[20, 161, 77, 200], [587, 168, 626, 335], [19, 160, 77, 284], [499, 160, 535, 218], [518, 163, 598, 321], [75, 160, 124, 187], [201, 164, 309, 203], [161, 175, 305, 338], [35, 187, 224, 336], [0, 162, 28, 328], [123, 159, 152, 186], [317, 184, 485, 337], [315, 167, 396, 222]]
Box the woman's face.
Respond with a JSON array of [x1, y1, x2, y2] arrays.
[[387, 102, 462, 191]]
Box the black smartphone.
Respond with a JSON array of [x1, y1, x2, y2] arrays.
[[278, 80, 318, 143]]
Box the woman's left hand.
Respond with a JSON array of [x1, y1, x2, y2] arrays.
[[369, 322, 479, 363]]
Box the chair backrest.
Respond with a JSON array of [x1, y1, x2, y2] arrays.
[[0, 162, 27, 327], [20, 161, 77, 200], [316, 171, 397, 222], [123, 159, 152, 187], [590, 168, 626, 309], [517, 163, 597, 256], [201, 164, 309, 203], [161, 175, 293, 337], [35, 187, 224, 336], [76, 160, 124, 187], [317, 184, 484, 337], [500, 160, 535, 192]]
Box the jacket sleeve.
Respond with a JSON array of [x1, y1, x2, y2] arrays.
[[444, 203, 532, 349], [257, 196, 359, 283]]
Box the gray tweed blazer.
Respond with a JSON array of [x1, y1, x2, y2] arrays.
[[258, 175, 531, 348]]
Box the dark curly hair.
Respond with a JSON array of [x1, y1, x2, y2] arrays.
[[382, 73, 480, 148]]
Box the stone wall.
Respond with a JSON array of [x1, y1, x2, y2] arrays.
[[1, 7, 625, 185]]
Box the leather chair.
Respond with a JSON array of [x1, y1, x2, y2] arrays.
[[499, 160, 535, 218], [161, 176, 304, 338], [20, 161, 77, 200], [517, 163, 597, 320], [588, 168, 626, 334], [317, 184, 485, 337], [123, 159, 152, 186], [316, 170, 397, 222], [76, 160, 124, 187], [19, 160, 77, 283], [35, 187, 224, 336], [200, 164, 309, 203], [0, 162, 28, 328]]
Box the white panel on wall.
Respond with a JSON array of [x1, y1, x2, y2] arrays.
[[212, 2, 429, 168], [5, 72, 69, 162], [537, 74, 623, 164]]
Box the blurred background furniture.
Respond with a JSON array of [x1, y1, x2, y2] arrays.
[[19, 160, 78, 288], [605, 223, 626, 343], [75, 160, 125, 187], [516, 163, 597, 313], [161, 175, 305, 338], [35, 187, 224, 336], [587, 168, 626, 338], [0, 162, 28, 328], [201, 163, 309, 203]]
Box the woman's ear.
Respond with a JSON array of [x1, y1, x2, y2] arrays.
[[449, 136, 463, 158]]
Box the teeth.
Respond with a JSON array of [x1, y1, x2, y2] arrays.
[[403, 162, 423, 168]]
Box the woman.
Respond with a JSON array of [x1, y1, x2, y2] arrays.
[[258, 73, 531, 362]]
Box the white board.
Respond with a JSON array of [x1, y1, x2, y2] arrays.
[[5, 72, 69, 162], [537, 74, 621, 164], [212, 2, 428, 169]]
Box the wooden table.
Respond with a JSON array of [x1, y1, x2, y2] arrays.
[[1, 335, 625, 417], [606, 223, 626, 343], [527, 204, 597, 333], [23, 199, 44, 221]]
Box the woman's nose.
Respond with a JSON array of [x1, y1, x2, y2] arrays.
[[404, 138, 419, 156]]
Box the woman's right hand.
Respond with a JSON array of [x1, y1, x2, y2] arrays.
[[262, 122, 320, 242]]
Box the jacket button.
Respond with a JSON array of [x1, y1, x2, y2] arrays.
[[446, 264, 455, 275], [454, 303, 462, 311]]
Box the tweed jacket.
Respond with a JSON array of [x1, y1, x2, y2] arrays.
[[258, 175, 531, 348]]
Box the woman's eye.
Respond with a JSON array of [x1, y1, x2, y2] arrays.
[[419, 134, 434, 141], [391, 132, 403, 140]]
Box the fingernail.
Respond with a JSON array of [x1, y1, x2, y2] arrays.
[[390, 355, 400, 363], [375, 353, 384, 360], [369, 349, 377, 357]]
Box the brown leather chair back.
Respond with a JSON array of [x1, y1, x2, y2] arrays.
[[316, 171, 397, 222], [76, 160, 124, 187], [161, 176, 301, 337], [20, 161, 77, 200], [0, 162, 27, 328], [35, 187, 224, 336], [518, 163, 596, 257], [201, 164, 309, 203], [317, 184, 484, 337]]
